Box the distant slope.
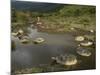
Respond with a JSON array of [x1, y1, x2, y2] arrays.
[[11, 1, 63, 12]]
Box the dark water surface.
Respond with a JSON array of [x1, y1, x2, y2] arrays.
[[11, 27, 95, 72]]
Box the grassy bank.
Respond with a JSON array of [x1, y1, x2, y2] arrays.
[[11, 4, 96, 33]]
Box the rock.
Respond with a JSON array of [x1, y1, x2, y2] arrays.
[[51, 54, 77, 66], [36, 22, 42, 25], [80, 41, 93, 47], [33, 38, 45, 44], [75, 36, 85, 42], [70, 27, 75, 30], [18, 29, 24, 34], [11, 32, 18, 37], [16, 29, 25, 40], [77, 47, 91, 57], [90, 30, 94, 33]]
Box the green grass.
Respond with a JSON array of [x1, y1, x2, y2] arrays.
[[11, 4, 96, 33]]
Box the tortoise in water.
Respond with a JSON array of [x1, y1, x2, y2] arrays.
[[20, 39, 29, 44], [80, 41, 93, 47], [51, 54, 78, 66], [20, 36, 30, 44], [77, 47, 91, 57], [75, 36, 85, 42], [33, 37, 45, 44]]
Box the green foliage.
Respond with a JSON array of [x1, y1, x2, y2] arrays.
[[12, 5, 96, 23], [11, 4, 96, 33], [58, 5, 95, 17]]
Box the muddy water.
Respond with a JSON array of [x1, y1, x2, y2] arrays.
[[11, 27, 95, 72]]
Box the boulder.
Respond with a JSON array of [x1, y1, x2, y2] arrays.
[[18, 29, 24, 34], [70, 27, 75, 30], [11, 32, 18, 37], [90, 30, 94, 33]]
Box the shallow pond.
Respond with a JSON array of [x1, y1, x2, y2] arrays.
[[11, 27, 95, 73]]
